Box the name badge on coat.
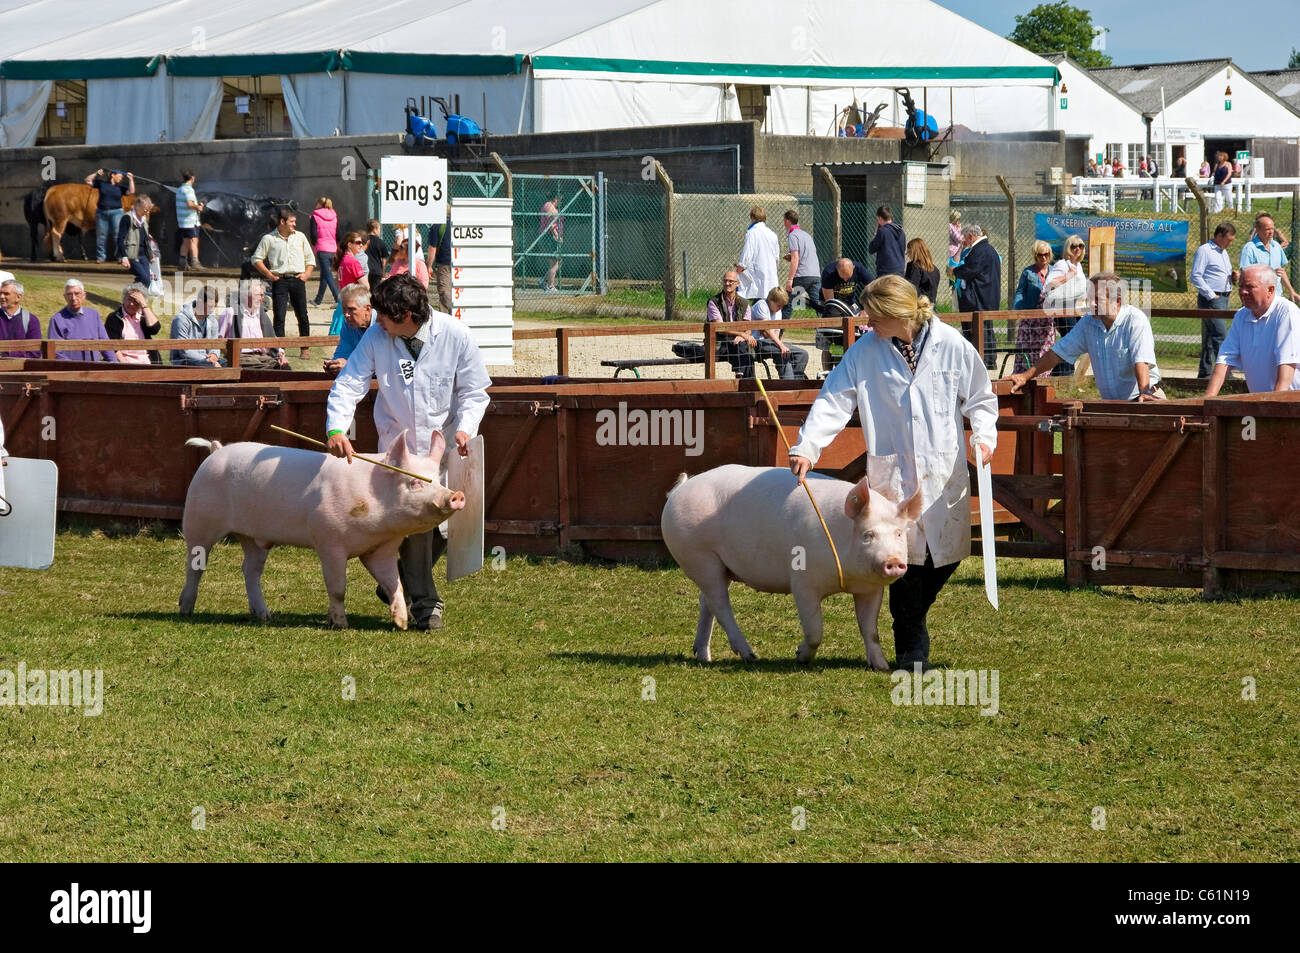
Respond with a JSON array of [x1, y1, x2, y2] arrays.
[[398, 359, 415, 383]]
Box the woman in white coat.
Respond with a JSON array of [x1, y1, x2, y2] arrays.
[[789, 275, 999, 670]]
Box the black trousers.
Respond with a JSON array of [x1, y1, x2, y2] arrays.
[[716, 339, 755, 379], [753, 336, 810, 379], [889, 552, 960, 667], [270, 275, 310, 337], [397, 528, 448, 623]]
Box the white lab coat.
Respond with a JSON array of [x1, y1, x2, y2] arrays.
[[737, 221, 780, 301], [790, 319, 999, 567], [325, 312, 492, 462]]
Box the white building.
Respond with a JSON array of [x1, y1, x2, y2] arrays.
[[1090, 59, 1300, 177], [1043, 53, 1148, 174], [0, 0, 1062, 147]]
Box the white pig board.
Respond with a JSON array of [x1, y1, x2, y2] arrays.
[[444, 435, 484, 583], [0, 458, 58, 570]]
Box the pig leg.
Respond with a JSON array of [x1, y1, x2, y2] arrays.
[[693, 564, 757, 662], [359, 544, 408, 631], [793, 587, 825, 664], [179, 532, 217, 615], [318, 547, 350, 629], [238, 536, 273, 621], [693, 594, 716, 663], [854, 588, 890, 671]]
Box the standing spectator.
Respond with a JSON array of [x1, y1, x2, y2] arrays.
[[309, 197, 340, 307], [947, 210, 962, 261], [1099, 158, 1112, 178], [903, 238, 939, 303], [1239, 212, 1296, 300], [176, 170, 205, 269], [323, 283, 374, 374], [386, 232, 430, 288], [706, 269, 756, 379], [227, 279, 287, 370], [1199, 158, 1211, 179], [1086, 158, 1099, 177], [1146, 155, 1159, 177], [1012, 240, 1057, 373], [781, 210, 820, 319], [427, 210, 453, 314], [83, 167, 134, 262], [538, 191, 563, 292], [1174, 154, 1188, 179], [736, 206, 780, 303], [1213, 152, 1233, 212], [364, 219, 388, 287], [116, 195, 155, 286], [328, 232, 369, 337], [48, 279, 118, 362], [749, 287, 809, 380], [819, 257, 874, 312], [1205, 265, 1300, 395], [1043, 234, 1088, 375], [1191, 222, 1239, 377], [950, 224, 1000, 367], [869, 205, 906, 277], [251, 209, 315, 359], [1008, 272, 1164, 402], [1111, 157, 1124, 177], [170, 286, 225, 367], [104, 282, 161, 365], [0, 279, 41, 358]]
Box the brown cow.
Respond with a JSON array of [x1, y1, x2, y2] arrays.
[[43, 184, 158, 262]]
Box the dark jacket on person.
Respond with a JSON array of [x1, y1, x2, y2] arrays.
[[105, 306, 163, 364], [115, 212, 151, 262], [869, 221, 907, 277], [952, 238, 1001, 312], [905, 262, 939, 303]]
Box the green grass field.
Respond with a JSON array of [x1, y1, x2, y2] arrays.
[[1, 528, 1295, 861]]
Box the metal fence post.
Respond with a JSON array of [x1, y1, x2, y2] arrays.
[[817, 165, 842, 260], [996, 175, 1016, 307], [656, 160, 675, 321], [596, 171, 607, 294], [1186, 176, 1209, 247], [1291, 187, 1299, 295]]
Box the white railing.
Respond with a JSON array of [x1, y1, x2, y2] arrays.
[[1072, 176, 1300, 213]]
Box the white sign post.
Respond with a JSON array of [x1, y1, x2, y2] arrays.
[[450, 197, 513, 364]]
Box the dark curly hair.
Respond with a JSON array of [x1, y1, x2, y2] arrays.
[[371, 272, 430, 325]]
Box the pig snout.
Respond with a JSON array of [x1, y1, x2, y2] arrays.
[[883, 557, 908, 578], [443, 490, 466, 512]]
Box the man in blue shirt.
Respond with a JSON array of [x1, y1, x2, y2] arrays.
[[1191, 221, 1238, 377], [323, 284, 374, 374], [1239, 212, 1295, 301], [1005, 272, 1163, 401]]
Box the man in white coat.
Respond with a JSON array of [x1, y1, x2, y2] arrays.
[[736, 206, 780, 303], [790, 275, 999, 671], [326, 273, 492, 630]]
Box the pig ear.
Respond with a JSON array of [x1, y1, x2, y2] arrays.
[[385, 430, 410, 464], [844, 477, 872, 519], [898, 489, 924, 522], [429, 430, 446, 460]]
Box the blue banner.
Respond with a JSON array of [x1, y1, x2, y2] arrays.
[[1034, 214, 1191, 293]]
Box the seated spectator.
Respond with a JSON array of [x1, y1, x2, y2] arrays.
[[819, 257, 874, 314], [104, 282, 162, 365], [750, 288, 809, 380], [49, 279, 118, 362], [904, 238, 939, 303], [1205, 265, 1300, 395], [1006, 272, 1164, 401], [706, 269, 756, 379], [0, 279, 41, 358], [170, 286, 226, 367], [228, 278, 287, 370], [323, 283, 374, 375]]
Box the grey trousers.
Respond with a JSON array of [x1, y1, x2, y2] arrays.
[[1197, 292, 1232, 378], [398, 528, 448, 622]]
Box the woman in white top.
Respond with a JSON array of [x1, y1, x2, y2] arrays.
[[789, 275, 998, 670]]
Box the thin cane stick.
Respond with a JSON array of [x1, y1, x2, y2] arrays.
[[753, 378, 845, 591], [269, 425, 435, 483]]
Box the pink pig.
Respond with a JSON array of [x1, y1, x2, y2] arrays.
[[178, 430, 465, 629], [661, 465, 921, 668]]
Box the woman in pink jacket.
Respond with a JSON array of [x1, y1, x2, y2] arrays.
[[310, 197, 340, 307]]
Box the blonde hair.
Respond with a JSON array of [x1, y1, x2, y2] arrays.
[[950, 210, 961, 224], [765, 287, 789, 309], [1031, 239, 1051, 256], [317, 196, 333, 209], [750, 206, 767, 222], [860, 274, 933, 332]]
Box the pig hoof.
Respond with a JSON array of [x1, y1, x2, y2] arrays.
[[327, 615, 349, 630], [694, 649, 712, 663], [393, 613, 408, 631], [739, 650, 758, 662]]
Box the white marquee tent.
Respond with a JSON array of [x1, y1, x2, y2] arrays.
[[0, 0, 1061, 147]]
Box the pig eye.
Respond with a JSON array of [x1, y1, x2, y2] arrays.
[[862, 531, 875, 542]]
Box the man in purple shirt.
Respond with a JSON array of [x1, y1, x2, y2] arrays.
[[48, 279, 118, 362], [706, 269, 755, 379], [0, 279, 41, 358]]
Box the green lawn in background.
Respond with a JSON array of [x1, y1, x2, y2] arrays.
[[0, 529, 1294, 861]]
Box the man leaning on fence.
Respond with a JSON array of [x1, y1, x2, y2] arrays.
[[1205, 265, 1300, 396], [1007, 273, 1164, 402], [1191, 222, 1238, 378], [707, 270, 755, 379]]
